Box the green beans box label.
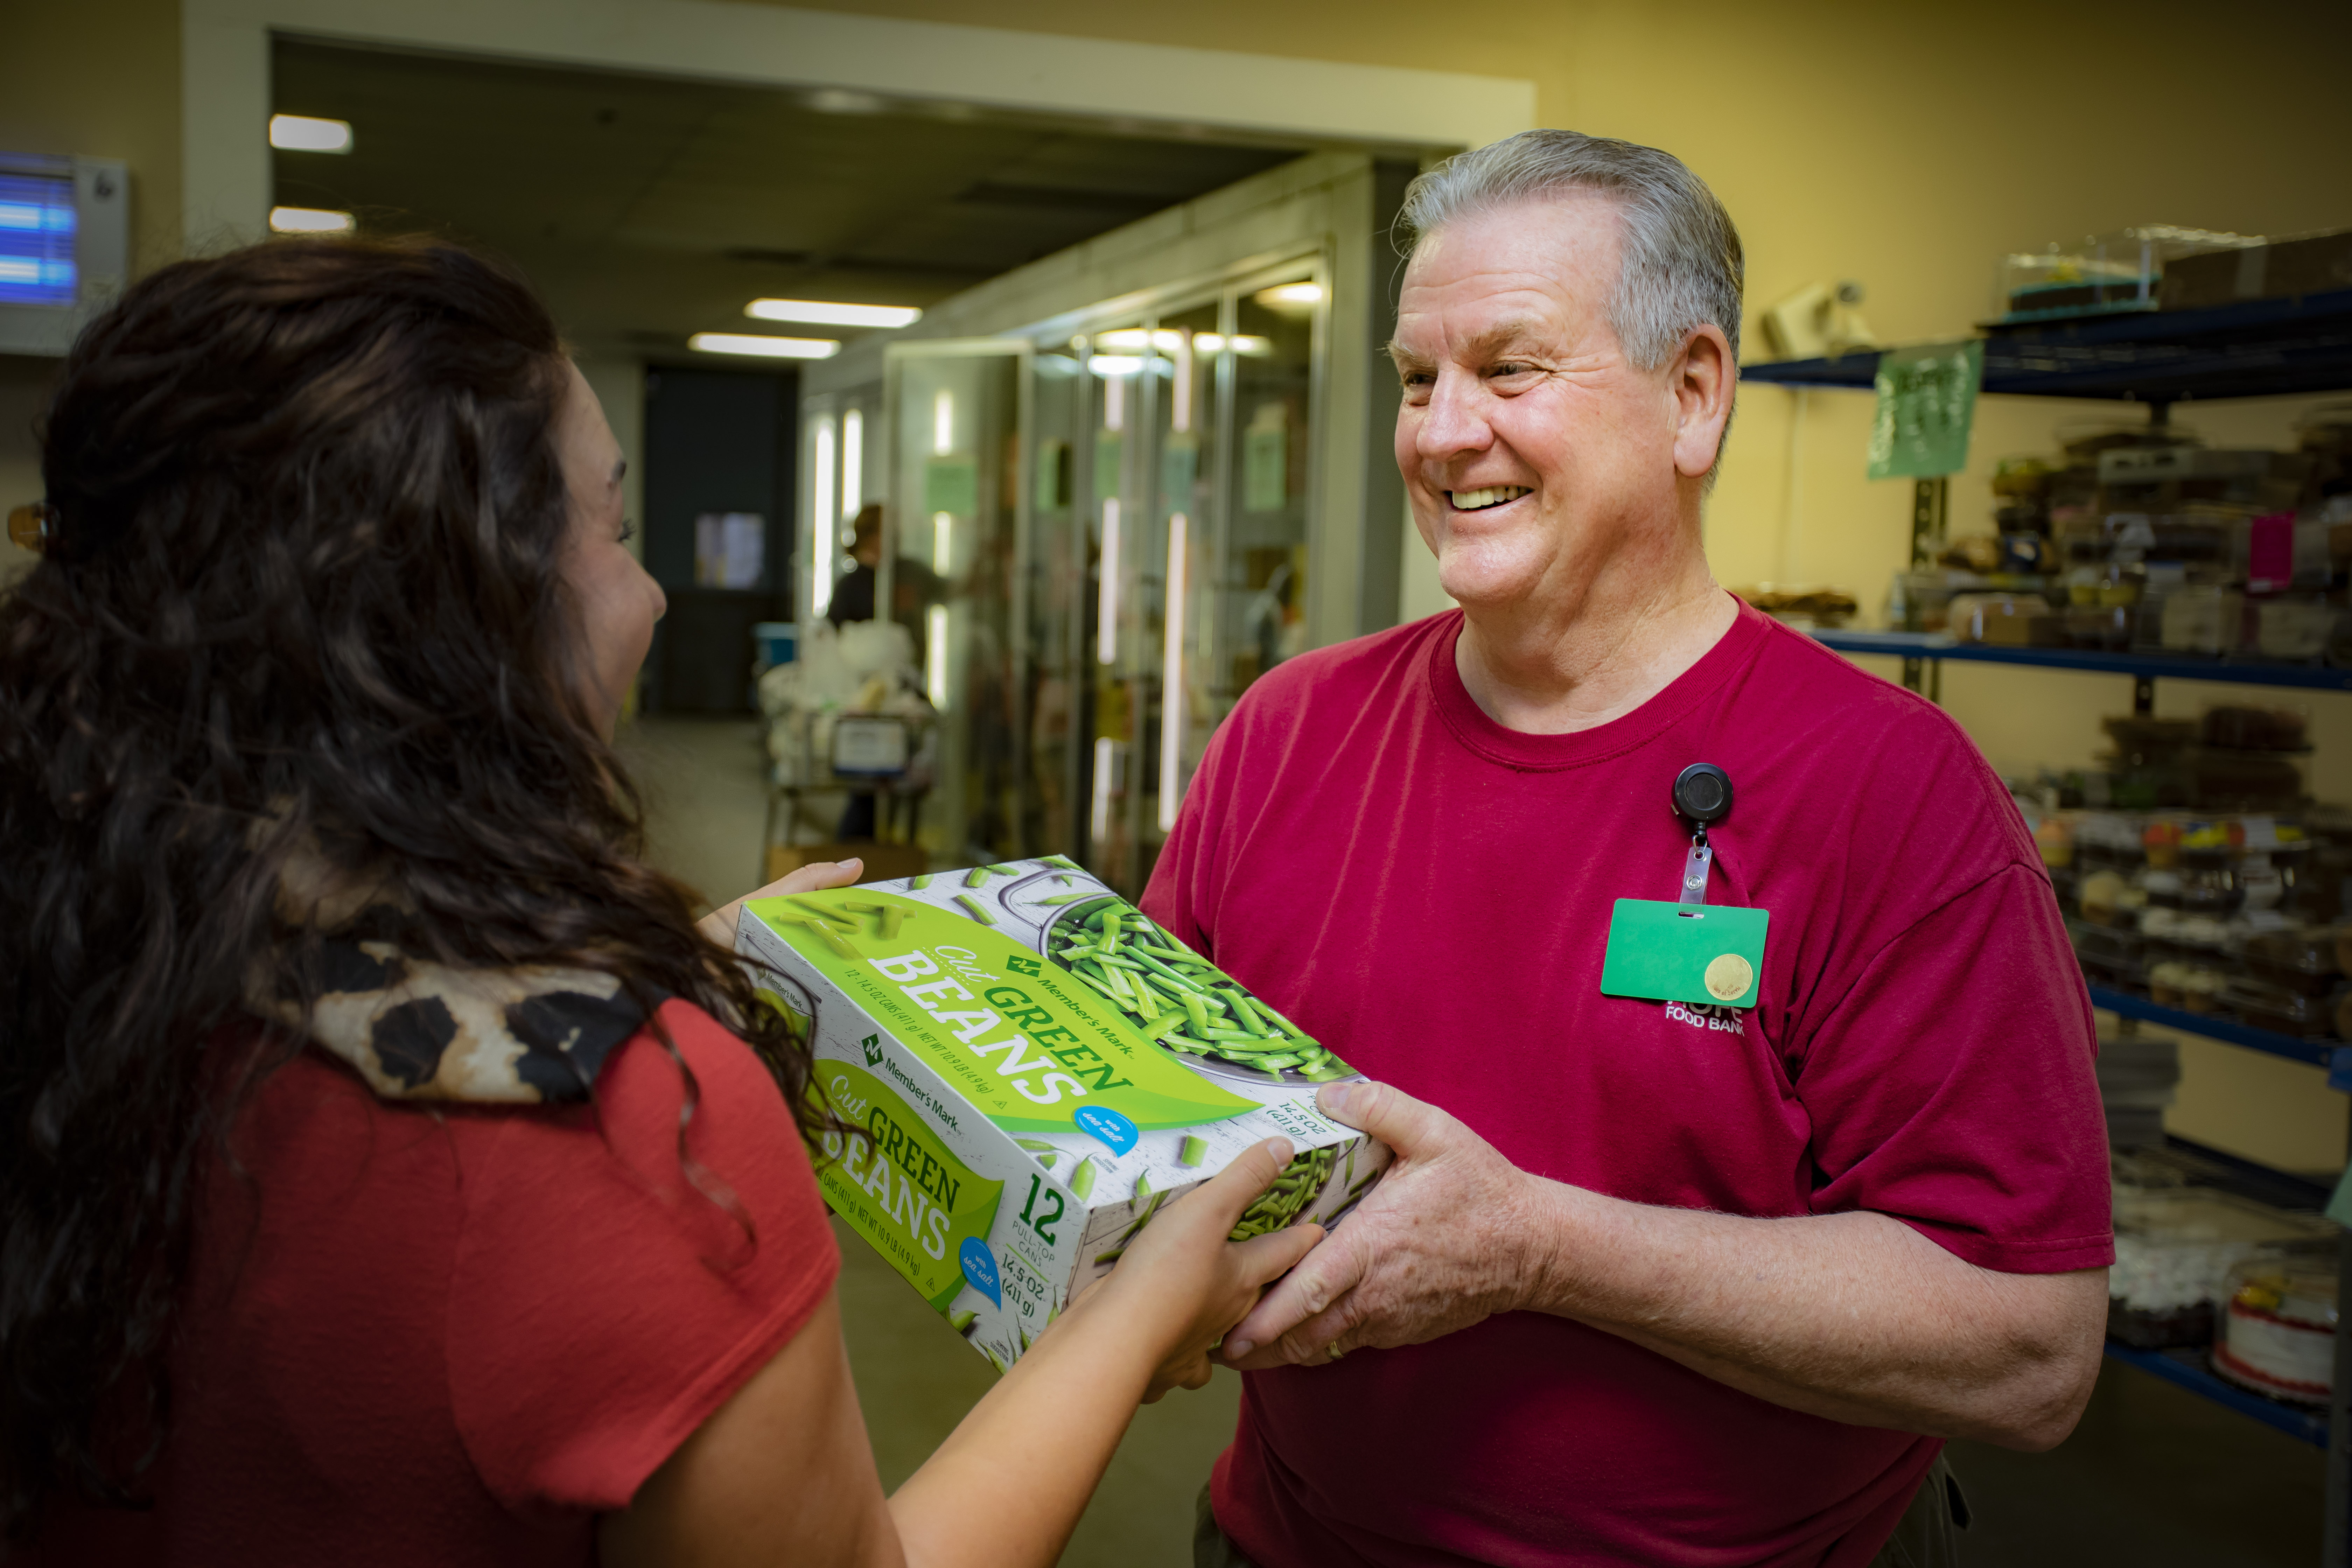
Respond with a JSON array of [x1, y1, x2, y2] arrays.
[[814, 1061, 1004, 1310], [1598, 899, 1769, 1009], [736, 858, 1394, 1373]]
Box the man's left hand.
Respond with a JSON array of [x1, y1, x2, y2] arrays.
[[1218, 1080, 1541, 1370]]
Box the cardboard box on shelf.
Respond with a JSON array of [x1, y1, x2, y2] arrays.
[[736, 856, 1388, 1372]]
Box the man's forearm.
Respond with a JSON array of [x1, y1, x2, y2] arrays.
[[1517, 1180, 2106, 1450]]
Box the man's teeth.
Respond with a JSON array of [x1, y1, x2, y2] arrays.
[[1449, 485, 1532, 511]]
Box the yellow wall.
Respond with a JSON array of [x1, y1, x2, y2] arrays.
[[0, 0, 183, 274], [1, 0, 183, 578]]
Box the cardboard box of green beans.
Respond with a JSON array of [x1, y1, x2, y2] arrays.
[[734, 855, 1391, 1372]]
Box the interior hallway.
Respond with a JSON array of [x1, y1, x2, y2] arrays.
[[617, 714, 2325, 1567]]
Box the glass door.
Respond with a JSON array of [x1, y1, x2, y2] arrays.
[[882, 340, 1029, 863]]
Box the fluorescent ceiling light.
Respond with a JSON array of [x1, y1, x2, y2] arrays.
[[747, 298, 923, 329], [270, 114, 354, 153], [1087, 355, 1144, 377], [269, 206, 355, 234], [690, 333, 841, 359], [1255, 282, 1324, 308], [1095, 328, 1189, 353]]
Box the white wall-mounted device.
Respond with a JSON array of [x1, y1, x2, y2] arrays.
[[0, 153, 130, 356]]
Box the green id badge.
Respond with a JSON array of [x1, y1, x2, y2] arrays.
[[1599, 899, 1769, 1009]]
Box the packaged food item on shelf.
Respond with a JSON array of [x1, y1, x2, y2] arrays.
[[2033, 815, 2073, 869], [2215, 1247, 2341, 1406], [2109, 1186, 2333, 1349], [2069, 918, 2144, 985], [2077, 868, 2146, 927], [2096, 1031, 2178, 1149], [2162, 227, 2352, 313], [2218, 976, 2337, 1037], [2184, 748, 2310, 813], [2171, 844, 2242, 915], [2102, 717, 2196, 769], [2160, 586, 2245, 656], [1949, 592, 2058, 647], [2057, 419, 2199, 464], [1732, 584, 1858, 630], [2242, 926, 2345, 995], [2145, 958, 2225, 1011], [735, 857, 1390, 1372], [2202, 706, 2310, 751], [2000, 228, 2255, 323], [2253, 598, 2341, 662]]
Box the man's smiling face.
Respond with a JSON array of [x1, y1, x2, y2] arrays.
[[1391, 192, 1688, 615]]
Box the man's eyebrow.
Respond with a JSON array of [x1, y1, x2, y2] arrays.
[[1387, 317, 1559, 371]]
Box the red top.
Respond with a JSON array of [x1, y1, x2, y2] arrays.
[[1145, 603, 2112, 1568], [29, 999, 839, 1566]]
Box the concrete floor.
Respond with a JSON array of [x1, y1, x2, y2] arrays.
[[619, 712, 2334, 1566]]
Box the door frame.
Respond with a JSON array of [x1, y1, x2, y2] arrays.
[[880, 336, 1035, 862]]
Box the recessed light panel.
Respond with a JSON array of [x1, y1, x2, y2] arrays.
[[268, 206, 355, 233], [746, 298, 922, 329], [690, 332, 842, 359], [270, 115, 354, 154]]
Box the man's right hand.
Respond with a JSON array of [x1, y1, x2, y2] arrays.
[[1218, 1081, 1544, 1370]]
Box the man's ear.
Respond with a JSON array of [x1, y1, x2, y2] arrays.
[[1671, 324, 1735, 482]]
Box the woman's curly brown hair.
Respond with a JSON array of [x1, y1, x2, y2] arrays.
[[0, 236, 821, 1541]]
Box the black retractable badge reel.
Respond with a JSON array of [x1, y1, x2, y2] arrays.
[[1672, 763, 1734, 906], [1597, 762, 1770, 1010]]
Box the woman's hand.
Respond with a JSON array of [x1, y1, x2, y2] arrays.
[[694, 857, 866, 948], [1072, 1138, 1324, 1401]]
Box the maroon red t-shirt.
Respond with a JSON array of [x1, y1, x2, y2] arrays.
[[28, 999, 839, 1566], [1143, 601, 2112, 1568]]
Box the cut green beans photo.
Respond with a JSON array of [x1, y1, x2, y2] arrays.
[[1042, 897, 1354, 1081]]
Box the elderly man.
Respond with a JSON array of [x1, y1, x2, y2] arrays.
[[1143, 131, 2110, 1568]]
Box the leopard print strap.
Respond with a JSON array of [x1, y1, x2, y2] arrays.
[[258, 908, 657, 1105]]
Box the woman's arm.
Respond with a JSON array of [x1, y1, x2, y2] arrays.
[[599, 1138, 1318, 1568]]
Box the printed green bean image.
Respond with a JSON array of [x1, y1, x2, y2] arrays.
[[1228, 1144, 1338, 1242], [1043, 898, 1353, 1080], [1178, 1135, 1208, 1168], [1070, 1158, 1097, 1199]]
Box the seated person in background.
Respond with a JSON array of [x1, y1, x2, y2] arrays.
[[0, 236, 1315, 1568]]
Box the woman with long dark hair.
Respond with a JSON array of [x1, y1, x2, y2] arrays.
[[0, 236, 1314, 1565]]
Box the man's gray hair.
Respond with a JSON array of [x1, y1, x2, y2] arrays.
[[1399, 130, 1745, 372]]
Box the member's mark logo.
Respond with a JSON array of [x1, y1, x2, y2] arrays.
[[861, 1032, 884, 1066]]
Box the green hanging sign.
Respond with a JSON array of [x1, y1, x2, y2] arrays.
[[1867, 341, 1983, 480]]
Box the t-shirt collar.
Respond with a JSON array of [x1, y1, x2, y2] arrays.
[[1426, 593, 1768, 771]]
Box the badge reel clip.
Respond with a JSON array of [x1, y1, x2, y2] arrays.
[[1673, 762, 1733, 908]]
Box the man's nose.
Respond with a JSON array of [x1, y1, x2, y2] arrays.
[[1415, 369, 1493, 461]]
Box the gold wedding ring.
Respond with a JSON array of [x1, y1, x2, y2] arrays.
[[1326, 1341, 1345, 1362]]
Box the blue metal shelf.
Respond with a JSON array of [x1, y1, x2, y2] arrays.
[[2103, 1341, 2330, 1446], [2086, 985, 2338, 1068], [1814, 629, 2352, 694], [1741, 286, 2352, 403]]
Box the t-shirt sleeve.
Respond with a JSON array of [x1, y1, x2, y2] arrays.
[[1795, 862, 2113, 1274], [447, 998, 841, 1516]]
